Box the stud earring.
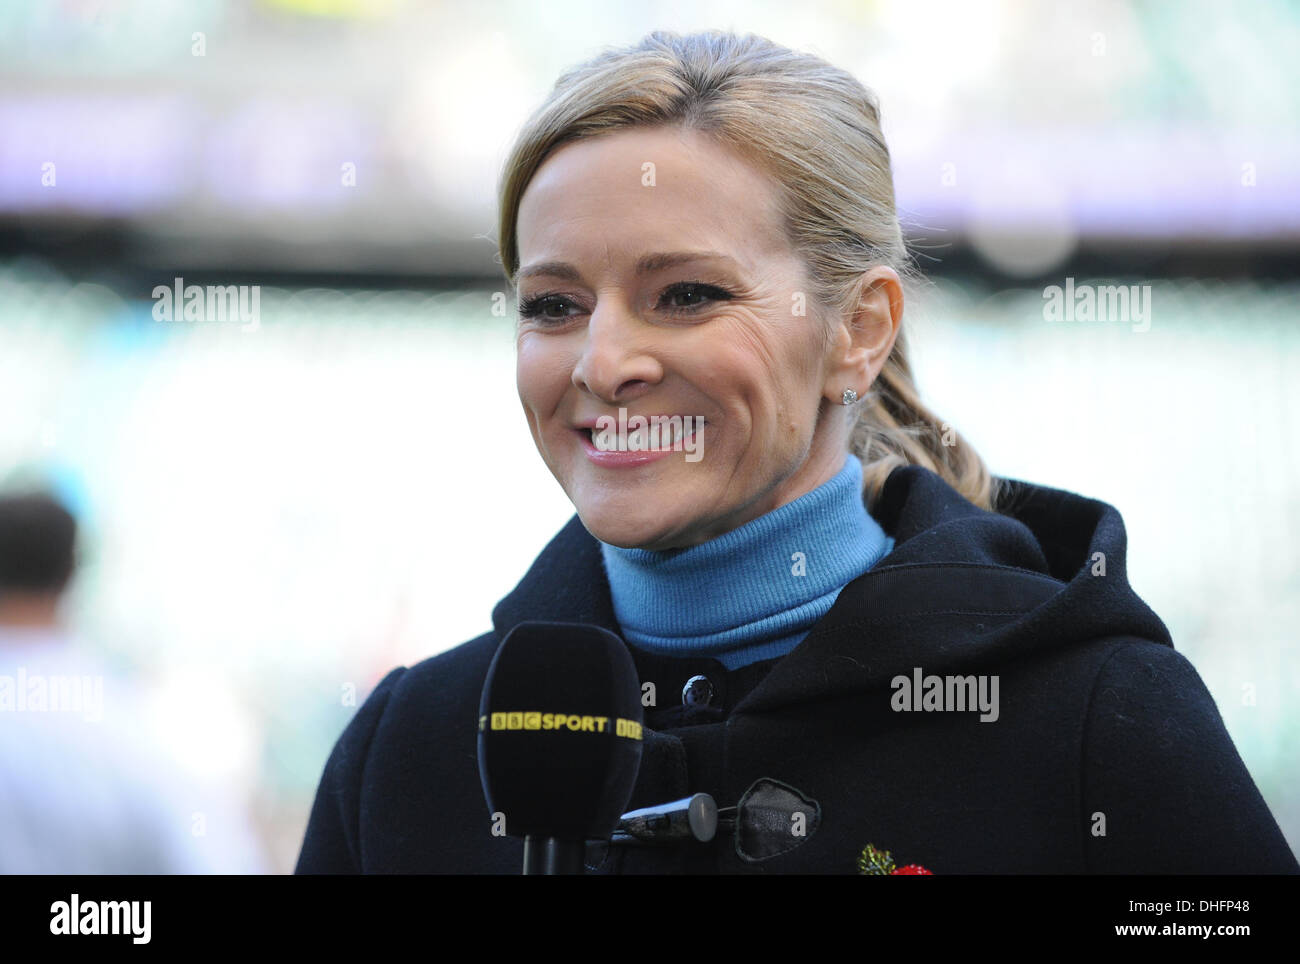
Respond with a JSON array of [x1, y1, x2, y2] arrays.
[[841, 388, 858, 405]]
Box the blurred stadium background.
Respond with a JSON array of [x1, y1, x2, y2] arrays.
[[0, 0, 1296, 872]]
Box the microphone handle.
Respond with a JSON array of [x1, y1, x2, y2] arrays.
[[522, 836, 586, 875]]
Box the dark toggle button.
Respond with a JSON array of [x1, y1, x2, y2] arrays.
[[681, 674, 715, 707], [616, 793, 719, 843], [733, 778, 822, 863]]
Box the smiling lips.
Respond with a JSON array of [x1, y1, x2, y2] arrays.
[[573, 415, 704, 468]]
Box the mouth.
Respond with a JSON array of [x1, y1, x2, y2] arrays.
[[574, 417, 705, 451]]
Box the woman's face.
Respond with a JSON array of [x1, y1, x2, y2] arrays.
[[514, 125, 880, 551]]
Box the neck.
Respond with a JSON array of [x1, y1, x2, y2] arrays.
[[599, 454, 894, 669]]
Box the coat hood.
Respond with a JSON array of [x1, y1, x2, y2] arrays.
[[491, 464, 1173, 711]]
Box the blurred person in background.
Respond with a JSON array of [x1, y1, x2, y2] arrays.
[[0, 490, 267, 874]]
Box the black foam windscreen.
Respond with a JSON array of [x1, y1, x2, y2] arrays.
[[478, 621, 644, 840]]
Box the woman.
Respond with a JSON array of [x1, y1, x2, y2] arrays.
[[296, 30, 1296, 874]]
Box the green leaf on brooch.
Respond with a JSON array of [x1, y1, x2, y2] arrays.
[[858, 842, 896, 875]]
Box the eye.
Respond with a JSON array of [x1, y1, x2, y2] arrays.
[[659, 282, 733, 314], [517, 293, 582, 324], [518, 282, 733, 324]]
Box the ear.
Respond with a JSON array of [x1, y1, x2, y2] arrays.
[[822, 266, 903, 404]]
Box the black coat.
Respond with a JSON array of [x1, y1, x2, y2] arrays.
[[296, 465, 1298, 874]]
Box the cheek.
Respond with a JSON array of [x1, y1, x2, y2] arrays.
[[705, 316, 819, 422], [698, 315, 785, 401], [515, 335, 573, 417]]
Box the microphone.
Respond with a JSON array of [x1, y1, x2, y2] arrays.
[[477, 621, 644, 874]]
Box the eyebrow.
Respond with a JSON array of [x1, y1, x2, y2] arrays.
[[516, 251, 738, 284]]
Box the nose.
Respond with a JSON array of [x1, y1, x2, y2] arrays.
[[570, 298, 664, 404]]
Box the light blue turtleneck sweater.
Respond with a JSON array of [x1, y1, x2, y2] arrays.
[[599, 454, 895, 670]]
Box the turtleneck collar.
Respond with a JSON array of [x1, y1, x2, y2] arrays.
[[599, 453, 895, 669]]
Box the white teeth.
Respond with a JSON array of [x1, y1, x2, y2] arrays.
[[586, 416, 704, 451], [681, 420, 705, 444]]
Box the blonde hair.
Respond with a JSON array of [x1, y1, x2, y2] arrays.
[[497, 29, 1000, 512]]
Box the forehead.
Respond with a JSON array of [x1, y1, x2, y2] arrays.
[[515, 125, 791, 276]]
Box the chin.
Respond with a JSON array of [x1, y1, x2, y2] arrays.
[[560, 458, 723, 549], [575, 499, 689, 550]]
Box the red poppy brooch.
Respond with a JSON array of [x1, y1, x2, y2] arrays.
[[858, 842, 933, 875]]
